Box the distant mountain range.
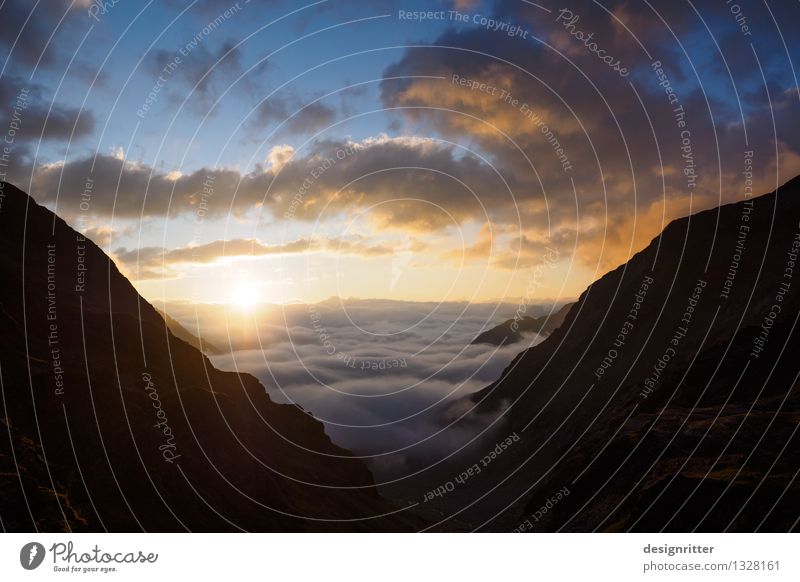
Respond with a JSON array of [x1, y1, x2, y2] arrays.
[[431, 176, 800, 531], [472, 303, 573, 346], [0, 182, 416, 532]]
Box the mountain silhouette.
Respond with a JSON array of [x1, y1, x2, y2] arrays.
[[430, 176, 800, 532], [472, 303, 573, 346], [0, 182, 415, 532], [4, 175, 799, 533], [155, 307, 223, 355]]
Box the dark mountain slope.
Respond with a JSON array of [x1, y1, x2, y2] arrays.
[[442, 176, 800, 532], [155, 307, 223, 355], [0, 182, 415, 532], [472, 303, 573, 346]]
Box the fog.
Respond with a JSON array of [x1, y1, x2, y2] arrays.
[[164, 299, 552, 481]]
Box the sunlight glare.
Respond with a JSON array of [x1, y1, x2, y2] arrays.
[[230, 283, 260, 310]]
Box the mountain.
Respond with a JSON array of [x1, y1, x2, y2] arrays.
[[472, 303, 573, 346], [431, 176, 800, 532], [0, 182, 415, 532], [6, 174, 798, 533], [155, 307, 223, 355]]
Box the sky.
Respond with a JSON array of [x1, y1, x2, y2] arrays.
[[2, 0, 799, 306]]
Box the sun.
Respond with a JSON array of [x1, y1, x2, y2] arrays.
[[230, 283, 260, 310]]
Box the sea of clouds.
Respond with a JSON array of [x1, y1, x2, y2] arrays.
[[163, 299, 554, 481]]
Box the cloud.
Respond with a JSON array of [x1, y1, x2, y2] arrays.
[[452, 0, 481, 9], [112, 235, 397, 279], [378, 0, 800, 271], [28, 135, 515, 233], [143, 39, 259, 114], [83, 226, 114, 247], [161, 298, 556, 479], [0, 76, 95, 149], [249, 96, 338, 136], [13, 0, 800, 282], [266, 144, 295, 171], [0, 0, 81, 67]]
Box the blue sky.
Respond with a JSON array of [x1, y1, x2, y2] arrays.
[[22, 0, 796, 173], [29, 1, 455, 171]]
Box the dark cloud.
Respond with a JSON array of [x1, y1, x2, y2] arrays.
[[30, 154, 244, 219], [143, 39, 257, 114], [28, 136, 516, 234], [0, 0, 101, 79], [0, 76, 95, 150], [250, 97, 338, 136], [377, 0, 800, 269], [0, 0, 73, 67]]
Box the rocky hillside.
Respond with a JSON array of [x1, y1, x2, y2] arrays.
[[472, 303, 573, 346], [155, 307, 223, 355], [440, 176, 800, 532], [0, 182, 414, 532]]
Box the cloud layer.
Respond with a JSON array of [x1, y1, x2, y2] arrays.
[[163, 298, 556, 480]]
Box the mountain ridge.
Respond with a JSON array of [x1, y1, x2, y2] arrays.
[[154, 307, 223, 355], [0, 181, 415, 532], [471, 303, 573, 346], [422, 175, 800, 531]]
